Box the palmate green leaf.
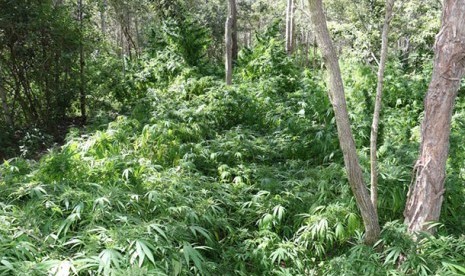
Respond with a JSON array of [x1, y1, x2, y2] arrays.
[[220, 171, 230, 181], [442, 261, 465, 274], [346, 213, 360, 233], [98, 249, 123, 275], [134, 241, 145, 267], [30, 184, 47, 199], [73, 256, 99, 272], [63, 237, 84, 249], [140, 242, 156, 267], [315, 218, 329, 239], [38, 259, 77, 276], [14, 241, 38, 261], [270, 247, 287, 264], [182, 242, 205, 274], [384, 247, 402, 265], [419, 265, 431, 276], [258, 213, 274, 229], [172, 259, 182, 276], [335, 222, 345, 240], [272, 205, 286, 222], [147, 223, 168, 241], [134, 239, 156, 267], [122, 168, 133, 181], [57, 213, 81, 238], [189, 225, 212, 243], [0, 259, 14, 271], [145, 190, 160, 205]]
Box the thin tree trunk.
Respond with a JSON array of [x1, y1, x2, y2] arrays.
[[291, 2, 296, 53], [286, 0, 291, 53], [370, 0, 395, 216], [313, 35, 317, 69], [100, 0, 107, 36], [303, 32, 309, 67], [225, 0, 234, 85], [124, 11, 137, 59], [404, 0, 465, 233], [308, 0, 380, 245], [79, 0, 86, 123], [247, 31, 251, 48], [135, 15, 141, 56], [123, 24, 136, 60], [230, 0, 238, 62], [285, 0, 295, 55], [119, 24, 124, 59]]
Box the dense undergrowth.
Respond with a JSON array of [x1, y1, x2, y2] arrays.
[[2, 24, 465, 275]]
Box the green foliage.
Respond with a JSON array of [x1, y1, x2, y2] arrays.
[[325, 0, 441, 68], [343, 58, 430, 223], [86, 54, 127, 116], [0, 0, 103, 159], [0, 32, 346, 274], [443, 91, 465, 234], [18, 127, 54, 159], [0, 126, 17, 160], [0, 0, 84, 126], [318, 221, 465, 275], [2, 16, 465, 275], [148, 18, 212, 69], [1, 126, 54, 160], [238, 20, 299, 93]]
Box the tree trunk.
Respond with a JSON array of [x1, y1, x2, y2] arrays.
[[308, 0, 380, 245], [79, 0, 86, 123], [100, 0, 107, 36], [291, 3, 296, 53], [135, 15, 141, 56], [247, 31, 251, 48], [285, 0, 295, 55], [404, 0, 465, 233], [370, 0, 395, 216], [230, 0, 238, 62], [225, 0, 234, 85], [303, 31, 309, 67], [313, 35, 317, 69]]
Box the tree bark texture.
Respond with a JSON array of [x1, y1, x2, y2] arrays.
[[225, 0, 234, 85], [370, 0, 395, 216], [286, 0, 295, 55], [308, 0, 380, 244], [230, 0, 238, 62], [100, 0, 107, 36], [404, 0, 465, 233], [135, 15, 141, 56], [79, 0, 86, 123]]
